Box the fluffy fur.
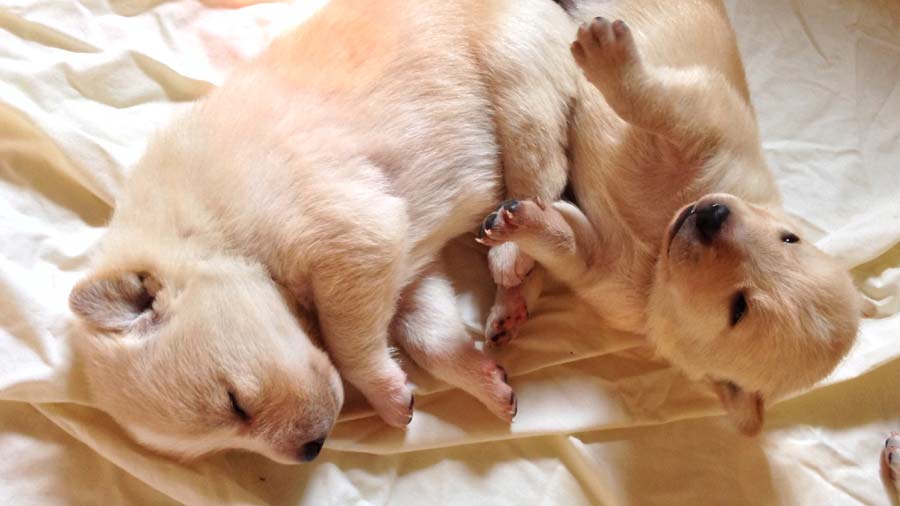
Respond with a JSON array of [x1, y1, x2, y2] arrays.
[[479, 0, 862, 434], [69, 0, 578, 463]]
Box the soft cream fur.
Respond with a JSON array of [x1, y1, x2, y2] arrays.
[[479, 0, 862, 435], [69, 0, 578, 463]]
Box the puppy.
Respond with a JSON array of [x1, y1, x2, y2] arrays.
[[479, 0, 863, 434], [68, 0, 577, 463]]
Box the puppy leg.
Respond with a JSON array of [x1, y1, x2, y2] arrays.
[[393, 265, 517, 421], [313, 249, 413, 428], [483, 30, 573, 289], [477, 8, 576, 344], [479, 199, 599, 288], [488, 243, 535, 289], [572, 17, 759, 153], [483, 240, 538, 346], [484, 269, 543, 347], [483, 199, 598, 345]]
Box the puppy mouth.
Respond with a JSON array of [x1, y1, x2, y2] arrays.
[[667, 204, 695, 255]]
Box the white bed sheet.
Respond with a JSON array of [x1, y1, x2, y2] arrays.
[[1, 0, 898, 504]]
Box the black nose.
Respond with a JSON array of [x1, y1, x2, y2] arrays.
[[298, 437, 326, 462], [694, 203, 730, 242]]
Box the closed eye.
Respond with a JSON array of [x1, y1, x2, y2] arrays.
[[730, 292, 747, 326], [228, 390, 250, 422]]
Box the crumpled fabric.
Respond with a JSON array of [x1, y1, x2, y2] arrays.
[[0, 0, 898, 504]]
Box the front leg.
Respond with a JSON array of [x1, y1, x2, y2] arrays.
[[478, 199, 599, 289], [312, 250, 414, 428], [572, 17, 759, 154]]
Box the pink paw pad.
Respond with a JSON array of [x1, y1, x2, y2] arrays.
[[485, 294, 528, 346]]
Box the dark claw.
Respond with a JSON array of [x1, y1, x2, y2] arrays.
[[497, 365, 508, 384], [510, 392, 518, 418], [483, 212, 498, 232], [406, 396, 415, 425], [594, 16, 605, 22], [490, 330, 507, 343]]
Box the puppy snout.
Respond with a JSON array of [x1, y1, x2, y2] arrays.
[[298, 437, 326, 462], [694, 203, 730, 243]]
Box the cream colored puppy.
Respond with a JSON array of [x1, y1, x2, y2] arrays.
[[479, 0, 862, 434], [68, 0, 576, 463]]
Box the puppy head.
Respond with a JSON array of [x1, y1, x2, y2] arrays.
[[69, 257, 343, 464], [649, 192, 861, 432]]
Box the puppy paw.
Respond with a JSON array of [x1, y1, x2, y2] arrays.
[[485, 287, 529, 347], [430, 351, 518, 423], [572, 17, 639, 75], [488, 242, 535, 288], [476, 199, 544, 247], [366, 371, 415, 428], [572, 17, 643, 113], [486, 363, 518, 422]]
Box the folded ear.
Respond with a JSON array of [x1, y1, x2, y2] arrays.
[[69, 271, 161, 331], [712, 380, 764, 436]]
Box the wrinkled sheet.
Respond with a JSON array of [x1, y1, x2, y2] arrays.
[[1, 0, 899, 504]]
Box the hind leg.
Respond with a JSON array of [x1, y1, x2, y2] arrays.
[[392, 263, 517, 421], [479, 199, 599, 287], [483, 269, 543, 347], [479, 199, 599, 344]]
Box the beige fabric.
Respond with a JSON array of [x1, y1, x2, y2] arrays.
[[1, 0, 898, 504]]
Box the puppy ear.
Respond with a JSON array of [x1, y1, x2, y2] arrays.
[[69, 271, 161, 331], [713, 380, 764, 436]]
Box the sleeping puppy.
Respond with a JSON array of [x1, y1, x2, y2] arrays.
[[68, 0, 576, 463], [479, 0, 863, 434]]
